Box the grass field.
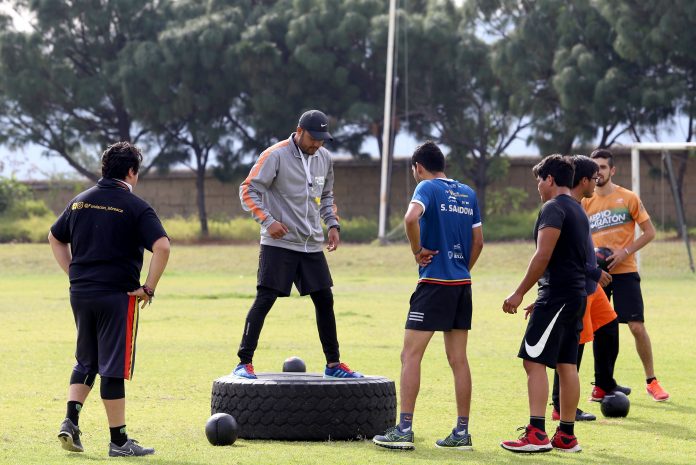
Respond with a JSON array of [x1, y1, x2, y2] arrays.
[[1, 241, 695, 465]]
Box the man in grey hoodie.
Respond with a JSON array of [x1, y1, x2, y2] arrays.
[[233, 109, 363, 380]]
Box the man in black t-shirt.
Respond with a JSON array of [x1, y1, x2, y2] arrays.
[[48, 142, 170, 457], [500, 155, 588, 454]]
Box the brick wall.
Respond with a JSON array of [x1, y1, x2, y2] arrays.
[[28, 150, 696, 225]]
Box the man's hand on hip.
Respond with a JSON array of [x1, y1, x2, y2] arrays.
[[268, 221, 289, 239]]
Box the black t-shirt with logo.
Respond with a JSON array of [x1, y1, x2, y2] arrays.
[[50, 178, 168, 294], [533, 194, 588, 299]]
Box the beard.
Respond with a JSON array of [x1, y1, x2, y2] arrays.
[[596, 177, 610, 187]]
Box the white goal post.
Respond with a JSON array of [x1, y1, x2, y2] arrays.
[[628, 142, 696, 272]]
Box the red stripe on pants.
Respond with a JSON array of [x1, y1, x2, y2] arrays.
[[124, 296, 137, 379]]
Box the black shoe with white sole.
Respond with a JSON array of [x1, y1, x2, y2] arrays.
[[58, 418, 83, 452]]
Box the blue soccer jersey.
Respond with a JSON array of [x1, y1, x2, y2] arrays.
[[411, 178, 482, 284]]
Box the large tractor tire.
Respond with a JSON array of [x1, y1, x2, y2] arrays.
[[211, 373, 396, 440]]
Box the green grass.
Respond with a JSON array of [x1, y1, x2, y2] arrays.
[[1, 241, 695, 465]]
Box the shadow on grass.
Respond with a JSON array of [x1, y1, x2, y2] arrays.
[[620, 416, 695, 441], [166, 292, 257, 300], [638, 399, 696, 415]]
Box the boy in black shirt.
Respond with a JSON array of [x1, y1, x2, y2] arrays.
[[500, 155, 588, 453], [49, 142, 170, 457]]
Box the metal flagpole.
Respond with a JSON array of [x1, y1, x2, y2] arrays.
[[378, 0, 397, 245]]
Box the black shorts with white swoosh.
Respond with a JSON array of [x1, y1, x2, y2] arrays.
[[517, 294, 586, 368]]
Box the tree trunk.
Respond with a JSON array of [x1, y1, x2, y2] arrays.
[[194, 151, 209, 238], [675, 152, 689, 239], [58, 149, 99, 182], [474, 155, 488, 220], [475, 178, 487, 222]]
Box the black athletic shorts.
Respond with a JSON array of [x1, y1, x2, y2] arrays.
[[518, 294, 586, 368], [405, 283, 472, 331], [70, 293, 140, 380], [601, 272, 644, 323], [257, 245, 333, 297]]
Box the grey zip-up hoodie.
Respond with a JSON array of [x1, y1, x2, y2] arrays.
[[239, 134, 340, 253]]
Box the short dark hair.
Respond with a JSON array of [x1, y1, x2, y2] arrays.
[[532, 154, 574, 188], [101, 142, 143, 179], [590, 148, 614, 168], [411, 141, 445, 173], [571, 155, 599, 187]]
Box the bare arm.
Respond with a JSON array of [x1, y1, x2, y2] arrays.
[[631, 218, 655, 252], [48, 231, 71, 275], [607, 218, 656, 271], [469, 226, 483, 271], [128, 236, 170, 305], [404, 202, 437, 266], [502, 226, 560, 313]]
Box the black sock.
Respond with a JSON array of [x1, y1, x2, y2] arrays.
[[66, 401, 82, 426], [646, 377, 656, 384], [110, 425, 128, 447], [559, 420, 575, 436], [530, 416, 545, 432]]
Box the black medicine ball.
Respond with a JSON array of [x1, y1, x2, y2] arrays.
[[595, 247, 614, 272], [205, 413, 238, 446], [282, 356, 306, 372], [600, 391, 630, 418]]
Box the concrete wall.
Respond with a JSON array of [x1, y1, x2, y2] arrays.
[[28, 150, 696, 225]]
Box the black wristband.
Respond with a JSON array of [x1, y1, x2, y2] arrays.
[[329, 225, 340, 232], [142, 285, 155, 298]]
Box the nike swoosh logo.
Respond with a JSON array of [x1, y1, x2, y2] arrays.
[[320, 123, 327, 127], [113, 448, 135, 456], [524, 304, 565, 358]]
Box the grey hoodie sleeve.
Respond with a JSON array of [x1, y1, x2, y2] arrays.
[[239, 149, 279, 229], [319, 156, 339, 229]]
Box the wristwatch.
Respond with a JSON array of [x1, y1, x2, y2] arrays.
[[329, 225, 341, 232]]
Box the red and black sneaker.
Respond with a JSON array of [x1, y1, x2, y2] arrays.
[[500, 425, 552, 453], [551, 427, 582, 453], [590, 383, 631, 402]]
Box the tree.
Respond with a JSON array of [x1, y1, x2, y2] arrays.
[[231, 0, 390, 158], [0, 0, 170, 180], [407, 1, 534, 216], [471, 0, 672, 155], [122, 0, 245, 236], [601, 0, 696, 205]]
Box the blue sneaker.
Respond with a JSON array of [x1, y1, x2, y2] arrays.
[[373, 425, 415, 450], [232, 363, 257, 379], [324, 362, 363, 379]]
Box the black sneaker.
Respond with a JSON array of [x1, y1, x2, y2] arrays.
[[575, 409, 596, 421], [58, 418, 83, 452], [552, 406, 596, 421], [108, 439, 155, 457], [615, 384, 632, 396]]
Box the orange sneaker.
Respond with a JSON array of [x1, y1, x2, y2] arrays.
[[646, 379, 669, 401]]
